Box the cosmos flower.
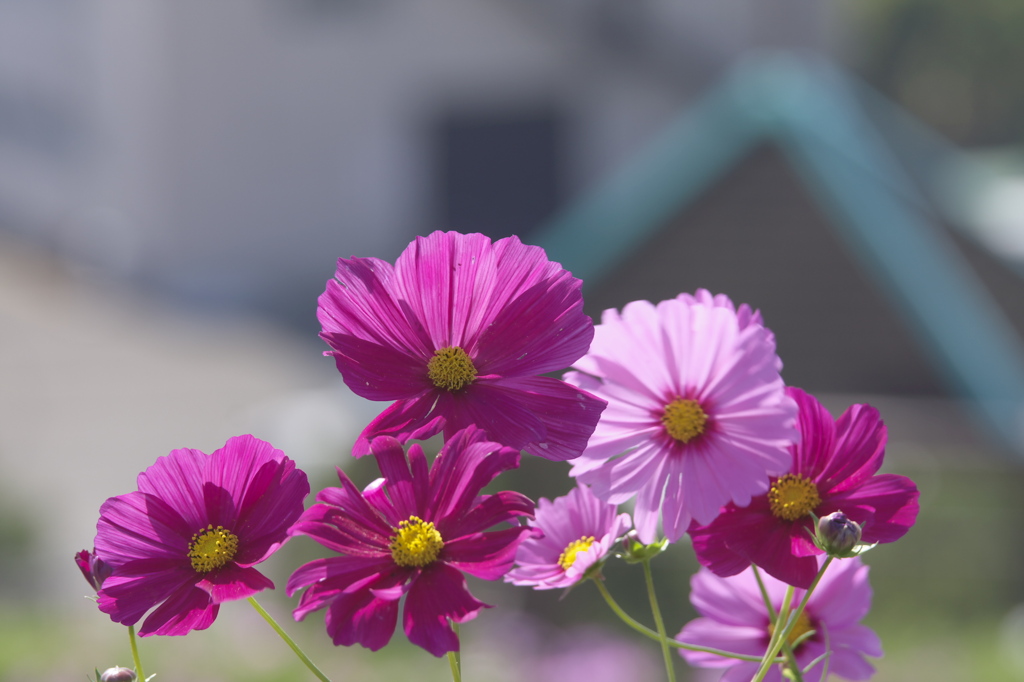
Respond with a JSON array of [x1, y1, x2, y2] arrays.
[[318, 230, 606, 460], [564, 290, 798, 543], [93, 435, 309, 636], [677, 557, 882, 682], [286, 426, 534, 657], [505, 483, 632, 590], [688, 387, 919, 589]]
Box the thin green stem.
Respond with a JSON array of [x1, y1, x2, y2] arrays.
[[784, 644, 805, 682], [751, 557, 833, 682], [247, 597, 332, 682], [127, 625, 145, 682], [752, 567, 802, 682], [447, 621, 462, 682], [751, 566, 778, 622], [591, 578, 771, 662], [641, 558, 676, 682], [754, 586, 794, 682]]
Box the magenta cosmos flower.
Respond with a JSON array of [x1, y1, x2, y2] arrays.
[[93, 435, 309, 636], [505, 483, 631, 590], [286, 426, 534, 657], [564, 290, 798, 543], [677, 557, 882, 682], [689, 387, 919, 589], [318, 230, 606, 460]]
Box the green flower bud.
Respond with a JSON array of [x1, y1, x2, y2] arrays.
[[618, 531, 668, 564]]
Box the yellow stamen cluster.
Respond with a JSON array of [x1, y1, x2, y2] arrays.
[[558, 536, 596, 571], [767, 474, 822, 521], [427, 346, 477, 391], [661, 398, 708, 443], [768, 610, 814, 649], [390, 516, 444, 568], [188, 525, 239, 573]]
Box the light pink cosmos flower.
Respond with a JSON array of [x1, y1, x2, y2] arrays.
[[286, 426, 534, 657], [94, 436, 309, 636], [505, 483, 632, 590], [318, 230, 606, 460], [677, 557, 882, 682], [689, 387, 919, 589], [565, 290, 798, 543]]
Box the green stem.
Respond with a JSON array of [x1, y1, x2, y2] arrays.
[[591, 578, 770, 662], [127, 625, 145, 682], [752, 566, 802, 682], [247, 597, 332, 682], [447, 621, 462, 682], [751, 566, 778, 622], [750, 557, 833, 682], [642, 558, 676, 682]]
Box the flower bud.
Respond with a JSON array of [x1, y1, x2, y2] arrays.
[[75, 549, 112, 592], [816, 511, 862, 557], [99, 667, 136, 682], [618, 531, 668, 564]]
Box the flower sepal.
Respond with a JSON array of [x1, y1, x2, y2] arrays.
[[618, 531, 668, 564]]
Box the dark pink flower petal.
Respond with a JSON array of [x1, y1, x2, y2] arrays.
[[352, 394, 448, 457], [816, 403, 887, 493], [321, 332, 432, 401], [287, 426, 533, 656], [474, 376, 607, 462], [403, 563, 489, 657], [318, 255, 432, 356], [442, 490, 535, 539], [288, 557, 404, 619], [690, 388, 918, 588], [321, 231, 602, 460], [428, 427, 522, 525], [97, 559, 197, 626], [788, 386, 837, 477], [323, 588, 400, 650], [95, 493, 191, 564], [135, 448, 208, 531], [92, 436, 308, 635], [472, 276, 592, 377], [137, 583, 218, 637], [443, 527, 533, 580], [391, 232, 566, 353], [370, 437, 423, 521], [200, 564, 275, 603]]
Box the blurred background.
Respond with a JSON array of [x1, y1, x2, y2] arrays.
[[3, 0, 1024, 679]]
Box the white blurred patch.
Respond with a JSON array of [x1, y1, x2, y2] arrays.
[[239, 381, 379, 471]]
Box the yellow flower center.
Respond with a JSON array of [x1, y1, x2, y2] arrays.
[[188, 525, 239, 573], [768, 610, 814, 649], [427, 346, 477, 391], [767, 474, 821, 521], [661, 398, 708, 443], [558, 536, 596, 570], [390, 516, 444, 568]]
